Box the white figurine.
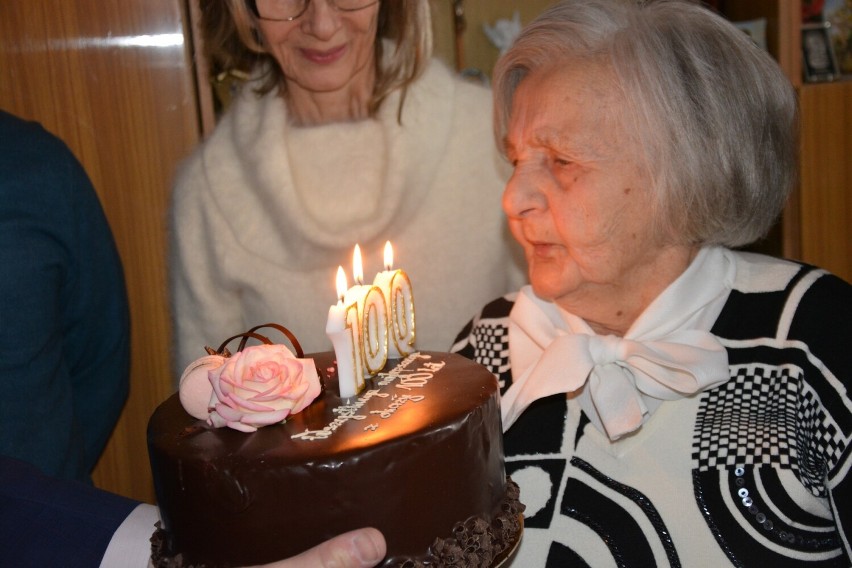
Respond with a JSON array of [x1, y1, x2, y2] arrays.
[[483, 11, 522, 55]]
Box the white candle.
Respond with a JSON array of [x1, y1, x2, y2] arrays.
[[326, 266, 365, 399], [373, 241, 415, 359], [347, 245, 388, 376]]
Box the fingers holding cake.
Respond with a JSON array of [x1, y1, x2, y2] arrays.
[[253, 528, 387, 568]]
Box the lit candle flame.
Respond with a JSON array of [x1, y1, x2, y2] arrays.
[[353, 244, 364, 285], [336, 265, 348, 302], [383, 241, 394, 271]]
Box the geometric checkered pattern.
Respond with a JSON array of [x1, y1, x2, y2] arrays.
[[693, 364, 801, 473], [692, 361, 848, 498], [471, 323, 511, 380], [796, 381, 847, 496]]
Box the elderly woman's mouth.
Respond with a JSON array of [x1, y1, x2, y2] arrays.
[[529, 240, 560, 254]]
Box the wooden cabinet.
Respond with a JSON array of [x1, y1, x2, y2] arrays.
[[798, 81, 852, 279], [432, 0, 851, 283]]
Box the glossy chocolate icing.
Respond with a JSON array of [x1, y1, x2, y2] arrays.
[[148, 351, 515, 567]]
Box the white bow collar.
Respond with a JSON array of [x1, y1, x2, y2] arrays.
[[503, 247, 735, 440]]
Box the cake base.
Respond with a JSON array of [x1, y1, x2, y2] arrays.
[[150, 480, 523, 568]]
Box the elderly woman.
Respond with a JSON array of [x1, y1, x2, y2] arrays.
[[170, 0, 524, 370], [451, 0, 852, 566]]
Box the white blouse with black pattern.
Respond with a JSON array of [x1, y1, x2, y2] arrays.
[[451, 251, 852, 567]]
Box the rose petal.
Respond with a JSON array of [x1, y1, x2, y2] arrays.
[[226, 420, 257, 433], [240, 409, 289, 426], [208, 411, 227, 429], [213, 402, 243, 421], [227, 392, 279, 413]]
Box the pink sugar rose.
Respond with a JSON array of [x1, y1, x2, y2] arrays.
[[207, 344, 320, 433]]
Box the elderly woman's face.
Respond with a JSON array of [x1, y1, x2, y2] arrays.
[[257, 0, 379, 98], [503, 64, 669, 314]]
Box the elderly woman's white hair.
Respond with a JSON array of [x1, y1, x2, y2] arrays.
[[493, 0, 799, 247]]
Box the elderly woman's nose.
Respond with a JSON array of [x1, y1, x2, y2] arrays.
[[502, 167, 546, 218]]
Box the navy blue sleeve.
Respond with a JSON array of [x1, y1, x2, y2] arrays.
[[0, 110, 130, 482], [0, 456, 140, 567]]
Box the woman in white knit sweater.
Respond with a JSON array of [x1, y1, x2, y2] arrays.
[[170, 0, 525, 372]]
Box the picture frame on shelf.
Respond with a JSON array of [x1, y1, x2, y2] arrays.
[[823, 0, 852, 76], [733, 18, 768, 51], [802, 22, 841, 81]]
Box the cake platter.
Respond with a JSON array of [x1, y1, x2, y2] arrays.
[[492, 515, 524, 567]]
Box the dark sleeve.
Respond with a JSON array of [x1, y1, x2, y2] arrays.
[[0, 455, 140, 567], [788, 271, 852, 561], [0, 111, 130, 482], [788, 271, 852, 385], [830, 444, 852, 563], [61, 131, 131, 474]]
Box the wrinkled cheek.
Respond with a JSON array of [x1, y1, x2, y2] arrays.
[[263, 41, 296, 79]]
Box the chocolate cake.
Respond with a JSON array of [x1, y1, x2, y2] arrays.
[[147, 350, 523, 567]]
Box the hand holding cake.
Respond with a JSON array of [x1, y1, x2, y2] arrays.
[[257, 527, 387, 568]]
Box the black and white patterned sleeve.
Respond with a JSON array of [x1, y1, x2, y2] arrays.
[[789, 270, 852, 561], [451, 294, 516, 392]]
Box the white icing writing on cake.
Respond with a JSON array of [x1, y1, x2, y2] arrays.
[[291, 353, 445, 441], [290, 389, 386, 441], [369, 394, 425, 419]]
